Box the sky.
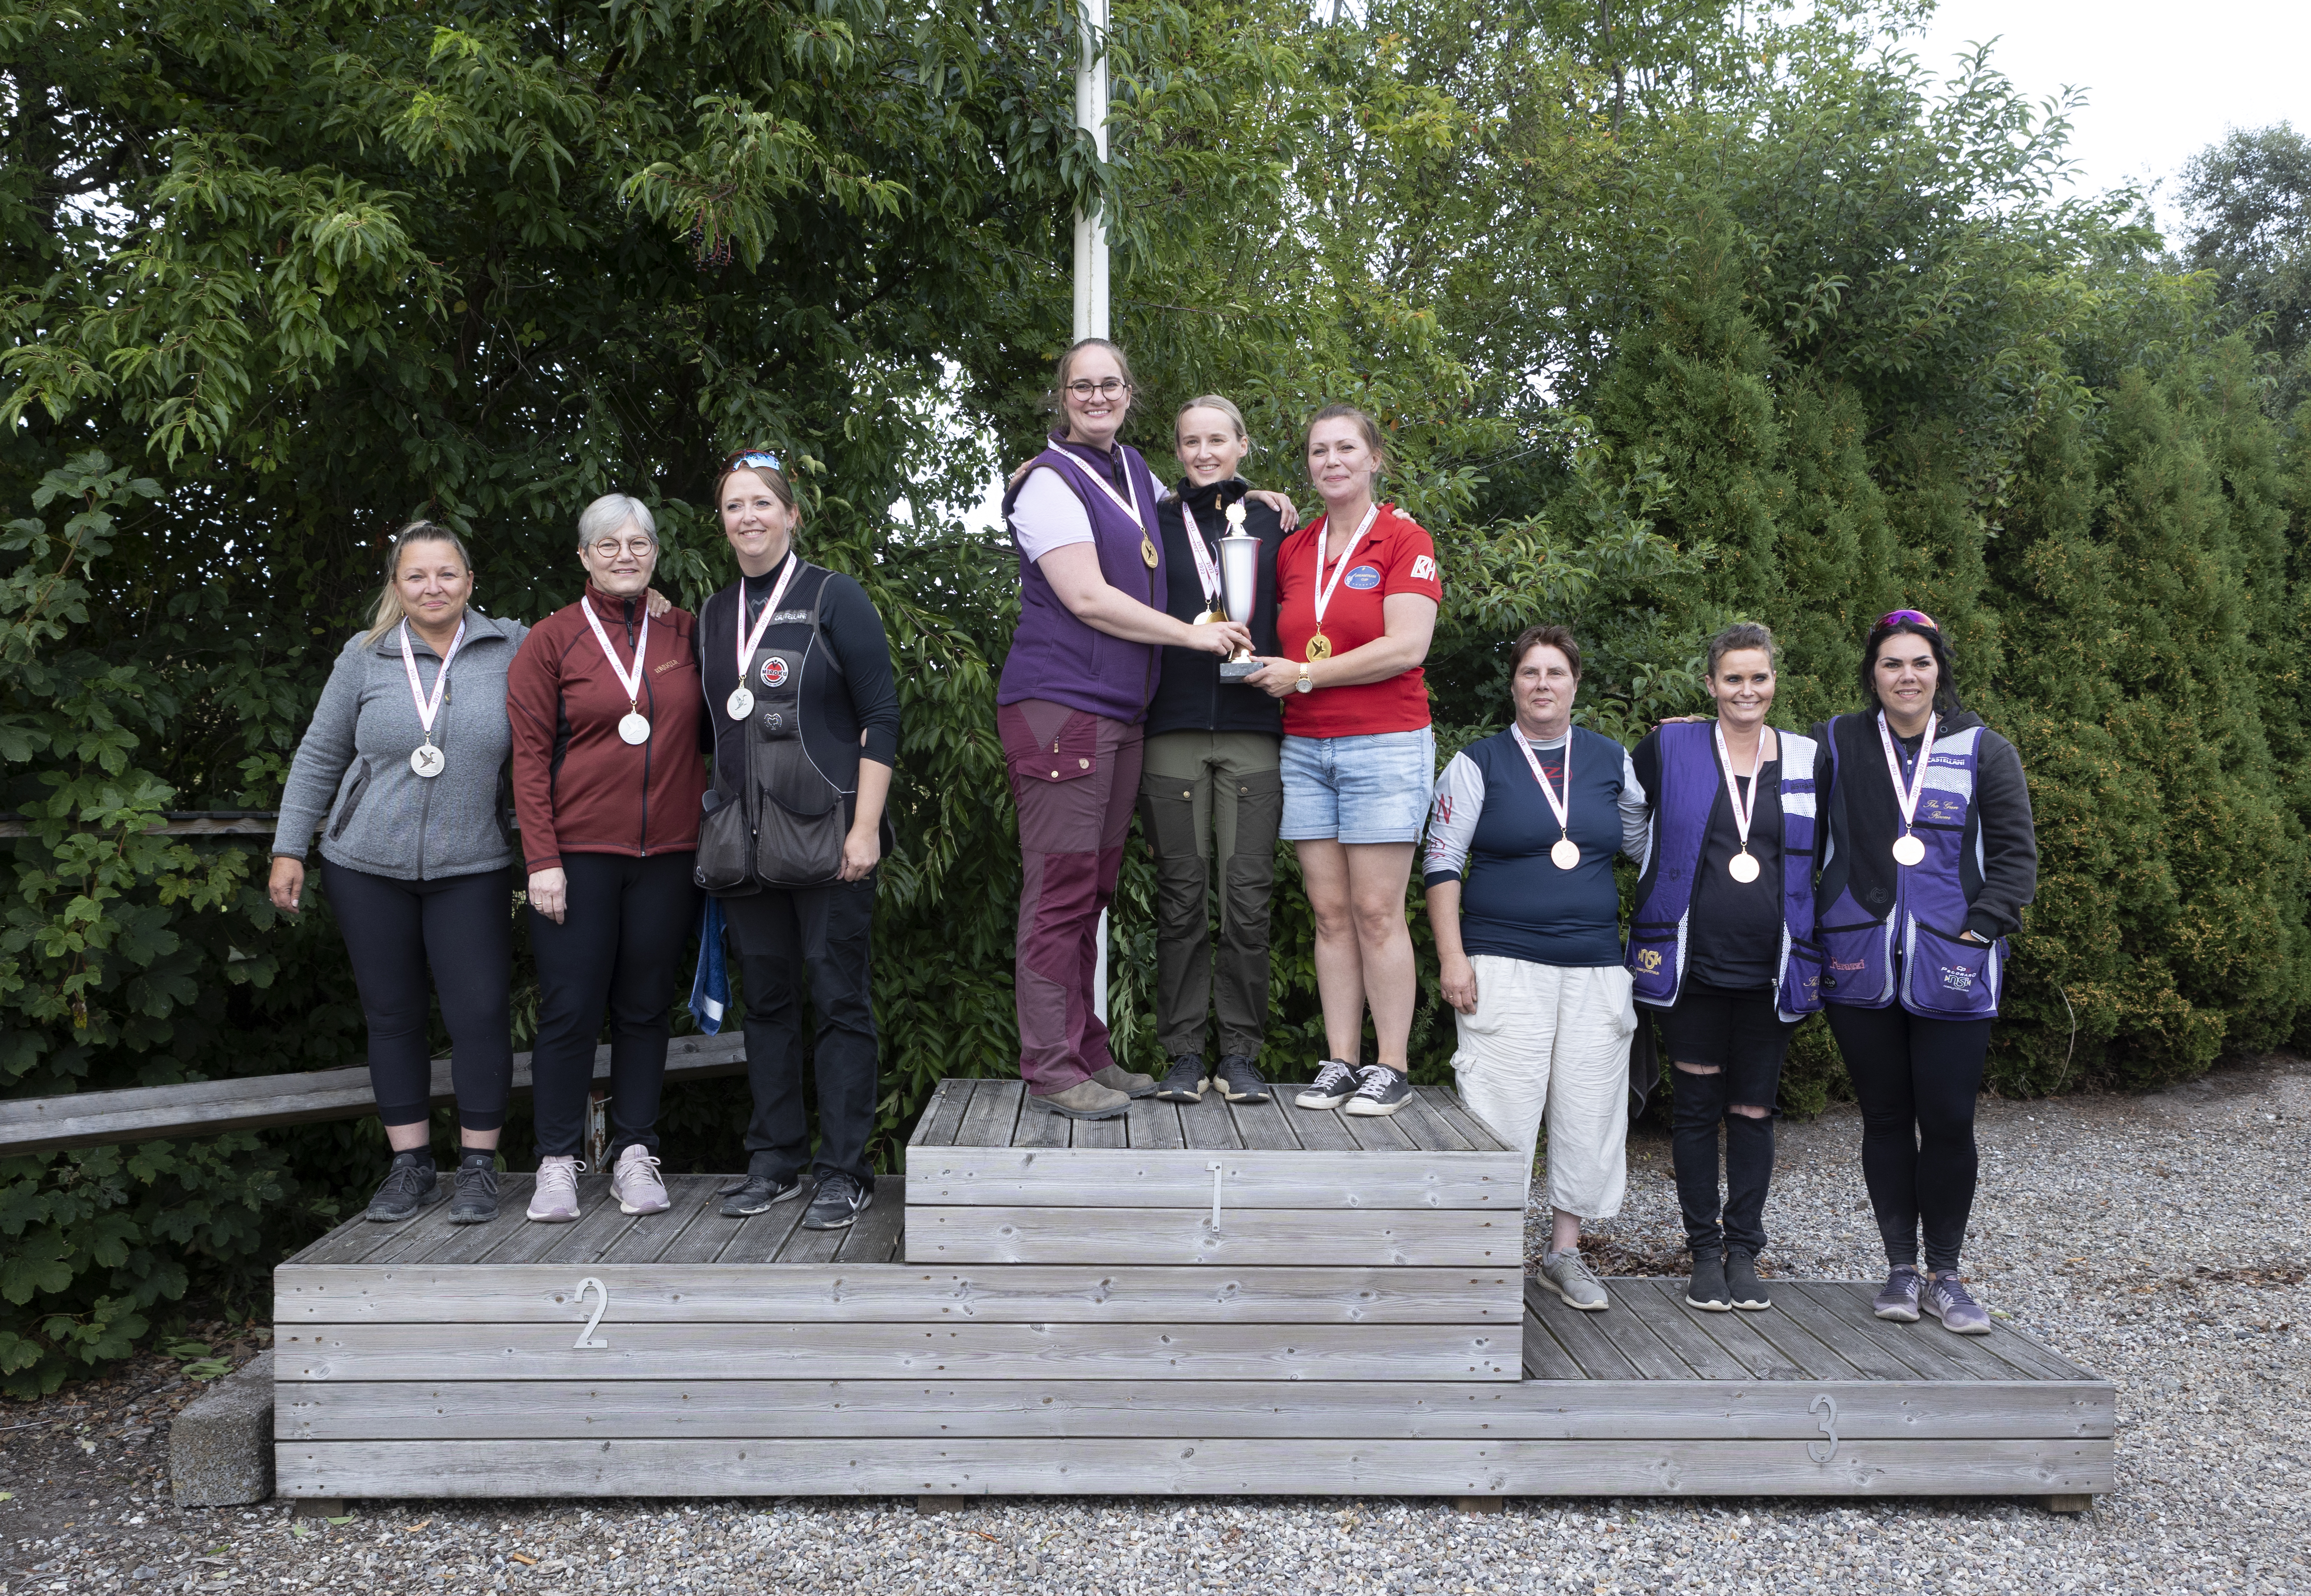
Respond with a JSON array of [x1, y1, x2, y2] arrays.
[[1904, 0, 2311, 225]]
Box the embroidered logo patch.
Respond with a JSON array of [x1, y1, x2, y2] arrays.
[[1343, 564, 1382, 590], [760, 657, 789, 688], [1940, 965, 1975, 991], [1409, 554, 1438, 581], [1635, 948, 1664, 973]]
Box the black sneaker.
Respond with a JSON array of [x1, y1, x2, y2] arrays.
[[718, 1172, 804, 1216], [1209, 1054, 1271, 1104], [1685, 1253, 1730, 1311], [364, 1151, 442, 1223], [802, 1171, 871, 1230], [1725, 1249, 1771, 1311], [1155, 1053, 1206, 1103], [447, 1152, 500, 1224], [1342, 1065, 1413, 1118], [1293, 1059, 1361, 1109]]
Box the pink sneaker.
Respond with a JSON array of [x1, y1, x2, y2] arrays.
[[526, 1155, 584, 1223], [612, 1145, 669, 1216]]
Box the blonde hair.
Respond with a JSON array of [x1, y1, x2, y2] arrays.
[[362, 521, 474, 646], [1175, 394, 1248, 443]]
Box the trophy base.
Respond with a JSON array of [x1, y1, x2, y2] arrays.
[[1218, 658, 1261, 682]]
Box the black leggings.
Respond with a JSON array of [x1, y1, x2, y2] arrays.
[[1825, 1002, 1993, 1273], [528, 852, 701, 1162], [321, 860, 513, 1132]]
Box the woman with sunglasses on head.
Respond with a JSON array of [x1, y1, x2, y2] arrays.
[[1143, 396, 1303, 1107], [269, 522, 528, 1225], [505, 495, 707, 1225], [695, 449, 901, 1228], [1624, 623, 1822, 1316], [999, 340, 1253, 1121], [1814, 610, 2036, 1334], [1242, 404, 1443, 1119]]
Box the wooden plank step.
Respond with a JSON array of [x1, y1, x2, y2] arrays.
[[274, 1322, 1517, 1382], [905, 1207, 1509, 1266], [273, 1265, 1524, 1324], [276, 1436, 2116, 1498], [279, 1378, 2115, 1442], [904, 1148, 1519, 1210]]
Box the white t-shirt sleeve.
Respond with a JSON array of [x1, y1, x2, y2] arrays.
[[1009, 468, 1095, 563], [1422, 750, 1485, 886]]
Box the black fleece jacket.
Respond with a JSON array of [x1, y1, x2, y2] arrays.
[[1144, 477, 1287, 739], [1812, 708, 2038, 943]]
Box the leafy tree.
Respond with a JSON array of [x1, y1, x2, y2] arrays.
[[2177, 123, 2311, 417]]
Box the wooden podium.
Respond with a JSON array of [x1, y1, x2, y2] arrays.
[[273, 1078, 2111, 1503]]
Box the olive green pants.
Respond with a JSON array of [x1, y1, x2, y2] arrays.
[[1138, 730, 1284, 1060]]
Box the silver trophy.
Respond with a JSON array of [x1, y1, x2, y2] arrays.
[[1217, 504, 1261, 682]]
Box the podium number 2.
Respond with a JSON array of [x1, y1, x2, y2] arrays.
[[573, 1277, 610, 1349]]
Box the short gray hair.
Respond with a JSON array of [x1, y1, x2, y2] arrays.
[[577, 493, 657, 550]]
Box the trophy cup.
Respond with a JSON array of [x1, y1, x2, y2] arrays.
[[1217, 504, 1262, 682]]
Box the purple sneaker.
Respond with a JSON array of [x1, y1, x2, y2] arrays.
[[1922, 1271, 1992, 1335], [1872, 1264, 1924, 1322], [526, 1155, 584, 1223]]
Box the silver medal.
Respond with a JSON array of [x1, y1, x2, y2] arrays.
[[618, 711, 651, 746], [1728, 850, 1761, 883], [1550, 837, 1580, 870], [727, 686, 754, 720], [410, 743, 446, 779], [1891, 833, 1926, 867]]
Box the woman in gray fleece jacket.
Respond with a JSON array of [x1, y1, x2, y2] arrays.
[[270, 522, 528, 1225]]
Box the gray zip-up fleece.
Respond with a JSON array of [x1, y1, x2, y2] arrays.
[[272, 612, 530, 880]]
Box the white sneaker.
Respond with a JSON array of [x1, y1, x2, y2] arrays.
[[527, 1155, 585, 1223], [612, 1145, 670, 1216]]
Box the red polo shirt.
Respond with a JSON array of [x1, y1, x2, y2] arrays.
[[1275, 503, 1443, 737]]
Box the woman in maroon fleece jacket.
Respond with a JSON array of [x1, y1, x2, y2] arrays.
[[507, 494, 709, 1224]]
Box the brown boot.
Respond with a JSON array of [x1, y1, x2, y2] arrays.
[[1090, 1064, 1157, 1099], [1035, 1079, 1132, 1120]]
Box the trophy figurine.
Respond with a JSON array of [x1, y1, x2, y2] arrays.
[[1217, 501, 1262, 682]]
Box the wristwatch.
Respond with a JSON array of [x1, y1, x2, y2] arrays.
[[1295, 662, 1314, 694]]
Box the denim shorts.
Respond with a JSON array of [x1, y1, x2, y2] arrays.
[[1279, 727, 1436, 845]]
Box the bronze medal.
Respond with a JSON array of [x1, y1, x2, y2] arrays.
[[1305, 632, 1333, 661], [1141, 534, 1159, 568]]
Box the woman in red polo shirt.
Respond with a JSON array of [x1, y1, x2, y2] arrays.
[[1243, 404, 1442, 1118]]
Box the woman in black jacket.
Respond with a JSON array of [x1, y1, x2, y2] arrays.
[[1143, 396, 1299, 1105], [1814, 610, 2036, 1335]]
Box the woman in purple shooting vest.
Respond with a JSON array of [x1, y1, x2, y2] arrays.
[[1625, 623, 1822, 1316], [999, 339, 1252, 1120], [1814, 611, 2037, 1334]]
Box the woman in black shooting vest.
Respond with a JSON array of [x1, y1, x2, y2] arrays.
[[693, 449, 901, 1228]]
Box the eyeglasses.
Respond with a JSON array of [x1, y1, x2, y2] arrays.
[[1880, 609, 1939, 631], [589, 537, 657, 560], [1065, 378, 1130, 399]]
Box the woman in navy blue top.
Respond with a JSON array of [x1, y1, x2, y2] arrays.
[[1422, 625, 1647, 1314]]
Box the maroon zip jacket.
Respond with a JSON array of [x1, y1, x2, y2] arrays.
[[507, 584, 709, 872]]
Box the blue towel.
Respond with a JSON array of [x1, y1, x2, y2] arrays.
[[687, 896, 729, 1035]]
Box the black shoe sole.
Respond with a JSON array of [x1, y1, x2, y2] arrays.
[[1040, 1098, 1129, 1120], [447, 1204, 498, 1225], [802, 1187, 872, 1231]]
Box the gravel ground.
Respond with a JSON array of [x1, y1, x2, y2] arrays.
[[4, 1052, 2307, 1595]]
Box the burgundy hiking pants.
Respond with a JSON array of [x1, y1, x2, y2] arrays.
[[1000, 698, 1144, 1096]]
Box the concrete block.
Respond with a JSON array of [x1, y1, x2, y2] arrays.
[[169, 1350, 275, 1508]]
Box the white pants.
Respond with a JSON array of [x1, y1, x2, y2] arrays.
[[1451, 957, 1636, 1220]]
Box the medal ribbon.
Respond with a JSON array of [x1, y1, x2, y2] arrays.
[[1876, 709, 1939, 842], [399, 617, 467, 747], [1057, 450, 1153, 538], [1714, 719, 1763, 859], [581, 596, 650, 715], [736, 554, 803, 680], [1513, 727, 1572, 841], [1181, 502, 1226, 610], [1308, 503, 1381, 637]]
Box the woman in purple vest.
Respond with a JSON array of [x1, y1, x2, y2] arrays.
[[999, 339, 1252, 1120], [1814, 611, 2036, 1334], [1625, 623, 1822, 1316]]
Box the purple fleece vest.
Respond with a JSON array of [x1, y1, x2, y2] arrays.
[[1817, 721, 2007, 1019], [997, 436, 1167, 723], [1626, 723, 1823, 1019]]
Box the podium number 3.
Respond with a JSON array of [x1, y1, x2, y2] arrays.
[[573, 1277, 610, 1349], [1807, 1393, 1839, 1463]]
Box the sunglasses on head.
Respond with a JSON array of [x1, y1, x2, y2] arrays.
[[1880, 609, 1938, 631], [729, 449, 783, 473]]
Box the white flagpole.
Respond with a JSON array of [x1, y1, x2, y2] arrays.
[[1075, 0, 1113, 1027]]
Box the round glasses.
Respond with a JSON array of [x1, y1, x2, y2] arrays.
[[1066, 378, 1130, 399], [589, 537, 658, 560]]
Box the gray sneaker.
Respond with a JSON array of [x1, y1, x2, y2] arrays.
[[1873, 1264, 1925, 1322], [1294, 1060, 1361, 1109], [1155, 1054, 1206, 1103], [1685, 1253, 1730, 1312], [447, 1152, 500, 1225], [1725, 1249, 1771, 1311], [1209, 1054, 1272, 1104], [1541, 1247, 1609, 1312], [364, 1152, 442, 1223], [1923, 1271, 1992, 1335]]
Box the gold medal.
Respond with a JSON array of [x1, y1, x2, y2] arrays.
[[1194, 610, 1224, 627], [1305, 632, 1332, 661], [1141, 534, 1159, 568]]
